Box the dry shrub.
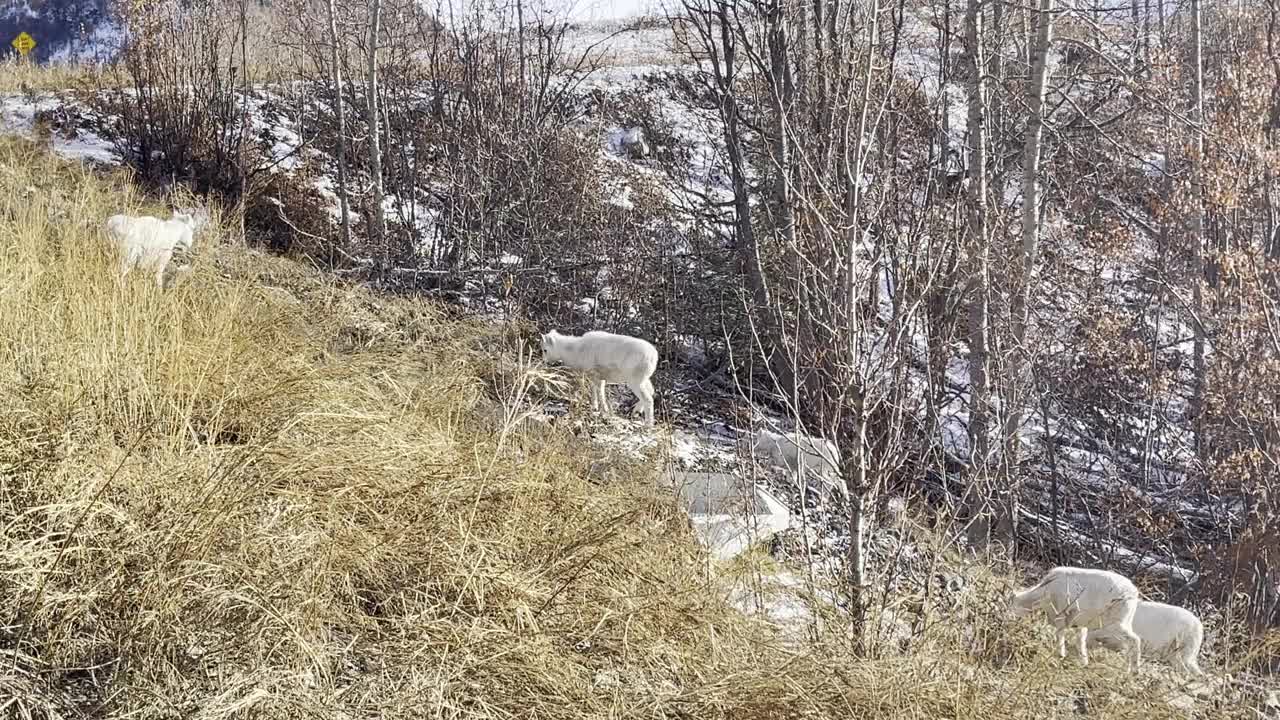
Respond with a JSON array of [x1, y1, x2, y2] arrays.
[[243, 170, 339, 258], [83, 0, 253, 197]]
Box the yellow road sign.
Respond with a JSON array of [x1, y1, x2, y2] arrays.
[[11, 32, 36, 57]]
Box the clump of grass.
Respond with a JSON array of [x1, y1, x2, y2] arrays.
[[0, 134, 1260, 719]]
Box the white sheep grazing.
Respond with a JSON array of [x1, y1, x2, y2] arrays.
[[749, 428, 843, 498], [540, 329, 659, 426], [1087, 600, 1205, 676], [104, 208, 209, 289], [1009, 566, 1142, 672]]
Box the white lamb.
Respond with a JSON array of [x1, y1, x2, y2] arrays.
[[540, 329, 659, 426], [1009, 566, 1142, 672], [1086, 600, 1205, 676], [104, 208, 209, 289], [748, 428, 843, 499]]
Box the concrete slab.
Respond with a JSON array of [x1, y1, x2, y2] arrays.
[[664, 470, 792, 562]]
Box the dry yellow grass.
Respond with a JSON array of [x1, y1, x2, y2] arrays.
[[0, 57, 111, 93], [0, 134, 1257, 718]]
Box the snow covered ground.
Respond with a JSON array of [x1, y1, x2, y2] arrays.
[[0, 93, 117, 165]]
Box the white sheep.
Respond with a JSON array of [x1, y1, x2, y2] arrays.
[[1009, 566, 1142, 672], [1086, 600, 1205, 676], [104, 208, 209, 289], [540, 329, 659, 426], [618, 126, 650, 159], [748, 428, 844, 499]]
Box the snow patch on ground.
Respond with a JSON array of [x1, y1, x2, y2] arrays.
[[0, 94, 118, 165]]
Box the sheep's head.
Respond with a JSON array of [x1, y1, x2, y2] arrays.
[[1007, 589, 1037, 618], [540, 330, 562, 364], [751, 428, 781, 451], [104, 214, 128, 238], [173, 206, 211, 235]]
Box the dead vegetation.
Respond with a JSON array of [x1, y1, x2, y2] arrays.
[[0, 136, 1267, 718]]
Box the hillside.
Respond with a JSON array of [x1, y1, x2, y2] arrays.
[[4, 0, 1280, 715], [0, 122, 1251, 720], [0, 11, 1209, 581]]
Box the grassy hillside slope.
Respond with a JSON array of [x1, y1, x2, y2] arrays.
[[0, 136, 1229, 719]]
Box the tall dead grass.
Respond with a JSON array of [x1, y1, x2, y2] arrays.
[[0, 134, 1254, 718], [0, 57, 112, 93]]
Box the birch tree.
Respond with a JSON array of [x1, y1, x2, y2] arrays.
[[962, 0, 994, 548], [327, 0, 353, 253], [1189, 0, 1207, 465], [366, 0, 386, 263], [997, 0, 1055, 548]]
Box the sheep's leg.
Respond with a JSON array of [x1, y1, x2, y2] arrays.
[[1055, 628, 1069, 659], [585, 380, 598, 413], [599, 380, 613, 415], [629, 378, 655, 426], [1075, 627, 1089, 666], [1116, 628, 1141, 673], [593, 380, 611, 415], [1174, 638, 1204, 676], [1183, 654, 1204, 676]]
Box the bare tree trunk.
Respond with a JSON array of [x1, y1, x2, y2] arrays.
[[1190, 0, 1207, 466], [985, 0, 1006, 193], [366, 0, 387, 268], [845, 0, 880, 651], [1267, 1, 1280, 263], [239, 0, 249, 245], [766, 0, 798, 253], [517, 0, 527, 113], [707, 3, 788, 389], [963, 0, 993, 549], [844, 393, 871, 653], [998, 0, 1055, 550], [327, 0, 352, 257], [1131, 0, 1141, 73]]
